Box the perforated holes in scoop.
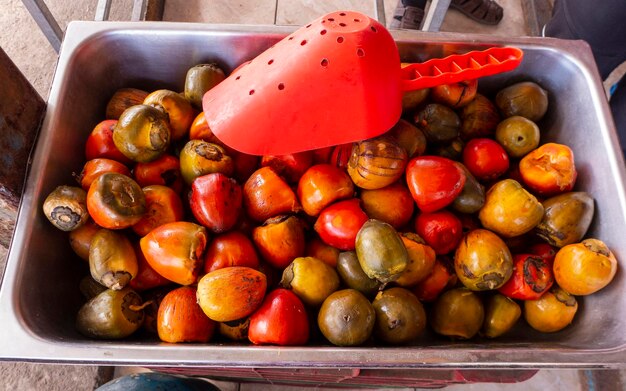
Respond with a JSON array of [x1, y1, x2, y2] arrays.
[[249, 90, 255, 95], [320, 29, 327, 35], [371, 26, 377, 32], [268, 59, 274, 65], [301, 40, 307, 46], [321, 58, 329, 67], [339, 12, 346, 16], [278, 83, 285, 90], [339, 23, 346, 27], [354, 18, 361, 22], [328, 18, 335, 22], [357, 48, 365, 57], [337, 36, 344, 43]]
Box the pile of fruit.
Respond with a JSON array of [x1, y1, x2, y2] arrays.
[[42, 60, 618, 346]]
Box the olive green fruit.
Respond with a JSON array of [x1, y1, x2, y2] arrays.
[[317, 289, 375, 346], [430, 288, 484, 339], [355, 219, 408, 284], [372, 287, 426, 345], [482, 293, 521, 338], [387, 119, 427, 158], [479, 179, 544, 238], [452, 162, 485, 214], [535, 192, 594, 248], [42, 185, 89, 231], [76, 287, 145, 339], [280, 256, 340, 307], [113, 104, 171, 163], [336, 251, 382, 298], [455, 229, 513, 291], [496, 81, 549, 122], [79, 275, 107, 300], [184, 63, 226, 109], [179, 140, 234, 184], [414, 103, 460, 144], [401, 85, 430, 112], [495, 116, 541, 158], [459, 93, 500, 140], [524, 286, 578, 333], [89, 229, 138, 290]]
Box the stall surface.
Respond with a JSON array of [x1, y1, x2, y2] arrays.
[[1, 0, 625, 390]]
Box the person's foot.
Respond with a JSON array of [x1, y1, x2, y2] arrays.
[[450, 0, 503, 25], [390, 3, 425, 30]]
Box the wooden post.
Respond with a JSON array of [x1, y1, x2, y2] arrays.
[[0, 47, 45, 247]]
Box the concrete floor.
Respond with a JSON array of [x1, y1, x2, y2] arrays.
[[0, 0, 624, 390]]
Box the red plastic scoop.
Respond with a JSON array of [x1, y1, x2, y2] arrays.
[[202, 11, 523, 156]]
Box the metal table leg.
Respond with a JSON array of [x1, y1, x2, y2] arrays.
[[374, 0, 451, 31], [20, 0, 63, 53]]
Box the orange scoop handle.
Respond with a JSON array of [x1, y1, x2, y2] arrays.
[[400, 47, 523, 91]]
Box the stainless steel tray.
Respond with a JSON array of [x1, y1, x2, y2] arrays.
[[1, 21, 625, 368]]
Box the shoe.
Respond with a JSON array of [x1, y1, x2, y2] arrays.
[[450, 0, 503, 25], [390, 3, 425, 30]]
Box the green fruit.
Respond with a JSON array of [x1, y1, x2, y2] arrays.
[[482, 293, 521, 338], [495, 116, 540, 158], [184, 63, 226, 108], [355, 219, 408, 284], [280, 256, 340, 307], [76, 288, 145, 339], [430, 288, 484, 339], [535, 192, 594, 248], [455, 229, 513, 291], [373, 287, 426, 344], [317, 289, 375, 346], [496, 81, 549, 122], [336, 251, 382, 298]]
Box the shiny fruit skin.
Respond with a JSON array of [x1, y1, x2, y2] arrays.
[[347, 136, 408, 190], [482, 293, 521, 338], [394, 233, 436, 287], [179, 140, 234, 185], [535, 192, 594, 248], [355, 219, 409, 284], [143, 89, 195, 141], [140, 221, 208, 285], [336, 251, 382, 298], [478, 179, 544, 238], [463, 138, 510, 181], [373, 287, 427, 345], [553, 238, 618, 295], [413, 257, 457, 302], [305, 237, 340, 268], [133, 154, 183, 194], [131, 185, 184, 237], [495, 116, 540, 158], [248, 288, 309, 346], [197, 266, 267, 322], [105, 88, 149, 120], [431, 79, 478, 108], [129, 243, 172, 292], [297, 164, 354, 217], [360, 182, 414, 229], [76, 287, 144, 339], [261, 151, 314, 184], [430, 288, 484, 339], [314, 198, 368, 251], [498, 254, 554, 300], [190, 173, 242, 234], [79, 158, 131, 191], [204, 231, 260, 273], [519, 143, 577, 196], [252, 215, 306, 269], [317, 289, 375, 346], [415, 210, 463, 255], [85, 119, 132, 164], [69, 219, 100, 261], [89, 229, 138, 290], [454, 229, 513, 291], [524, 286, 577, 333], [157, 286, 216, 343], [406, 156, 466, 213], [280, 256, 340, 307], [86, 172, 146, 230], [243, 166, 301, 222], [113, 104, 171, 163]]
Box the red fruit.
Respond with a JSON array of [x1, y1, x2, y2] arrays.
[[130, 243, 172, 292], [248, 288, 309, 346], [85, 119, 133, 164], [415, 210, 463, 255], [529, 242, 557, 265], [134, 154, 184, 194], [314, 198, 368, 250], [498, 254, 554, 300], [463, 138, 510, 181], [261, 151, 314, 184], [405, 156, 466, 213], [190, 173, 242, 233], [329, 143, 353, 170], [157, 286, 216, 343], [204, 231, 260, 273]]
